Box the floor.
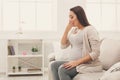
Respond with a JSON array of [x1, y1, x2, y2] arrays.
[[0, 72, 48, 80]]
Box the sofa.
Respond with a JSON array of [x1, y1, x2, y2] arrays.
[[48, 39, 120, 80]]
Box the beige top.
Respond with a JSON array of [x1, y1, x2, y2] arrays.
[[61, 26, 102, 73], [65, 27, 84, 60]]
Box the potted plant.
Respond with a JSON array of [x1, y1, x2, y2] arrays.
[[31, 46, 38, 54], [12, 66, 16, 73], [18, 66, 21, 72]]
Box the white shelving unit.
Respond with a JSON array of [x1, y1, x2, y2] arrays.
[[7, 39, 44, 76]]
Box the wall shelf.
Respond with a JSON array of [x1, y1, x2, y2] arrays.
[[7, 39, 45, 76]]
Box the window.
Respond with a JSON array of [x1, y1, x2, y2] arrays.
[[0, 0, 57, 32], [86, 0, 120, 31]]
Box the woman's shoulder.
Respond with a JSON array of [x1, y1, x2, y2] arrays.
[[84, 25, 96, 31], [84, 25, 98, 34]]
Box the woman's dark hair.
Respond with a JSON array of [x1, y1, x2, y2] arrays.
[[70, 6, 90, 27]]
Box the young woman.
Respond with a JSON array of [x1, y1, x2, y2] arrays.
[[49, 6, 102, 80]]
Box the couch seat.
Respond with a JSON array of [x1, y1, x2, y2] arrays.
[[73, 72, 104, 80]]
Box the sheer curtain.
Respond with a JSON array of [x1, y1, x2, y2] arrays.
[[0, 0, 57, 32], [85, 0, 120, 31]]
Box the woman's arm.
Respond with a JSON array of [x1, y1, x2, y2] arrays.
[[63, 27, 100, 69], [86, 27, 101, 60], [76, 54, 92, 64], [63, 55, 92, 70], [61, 23, 73, 49]]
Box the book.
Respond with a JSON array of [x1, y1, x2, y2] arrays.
[[27, 68, 41, 72], [8, 46, 11, 55], [8, 46, 15, 55]]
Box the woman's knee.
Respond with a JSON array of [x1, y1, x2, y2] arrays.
[[58, 65, 78, 78], [58, 65, 67, 75], [49, 61, 57, 70]]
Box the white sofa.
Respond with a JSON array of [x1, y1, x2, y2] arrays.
[[48, 39, 120, 80]]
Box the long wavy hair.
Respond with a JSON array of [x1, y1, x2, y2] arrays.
[[70, 6, 90, 27]]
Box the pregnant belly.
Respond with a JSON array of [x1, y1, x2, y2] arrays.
[[68, 48, 82, 60]]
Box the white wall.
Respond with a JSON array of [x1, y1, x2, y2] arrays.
[[99, 31, 120, 40], [0, 0, 86, 39], [0, 39, 7, 73]]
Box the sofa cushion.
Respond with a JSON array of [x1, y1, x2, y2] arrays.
[[73, 72, 104, 80], [100, 62, 120, 80], [99, 39, 120, 70], [100, 71, 120, 80]]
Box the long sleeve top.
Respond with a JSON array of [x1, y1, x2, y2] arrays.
[[61, 26, 102, 73]]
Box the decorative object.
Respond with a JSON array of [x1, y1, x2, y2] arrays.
[[12, 66, 16, 73], [31, 46, 38, 54], [22, 51, 27, 55], [18, 66, 21, 72]]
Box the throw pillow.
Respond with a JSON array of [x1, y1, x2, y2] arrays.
[[100, 62, 120, 80], [99, 39, 120, 70]]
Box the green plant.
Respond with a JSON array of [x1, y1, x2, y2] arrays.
[[31, 47, 38, 52], [18, 66, 21, 72], [13, 66, 15, 69], [12, 66, 16, 72]]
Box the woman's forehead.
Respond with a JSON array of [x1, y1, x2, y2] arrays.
[[69, 11, 76, 16]]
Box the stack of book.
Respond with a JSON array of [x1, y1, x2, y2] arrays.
[[27, 68, 41, 72], [8, 45, 15, 55]]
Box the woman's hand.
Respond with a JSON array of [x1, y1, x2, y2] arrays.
[[61, 21, 73, 46], [68, 21, 74, 28], [63, 60, 79, 70], [63, 55, 92, 70]]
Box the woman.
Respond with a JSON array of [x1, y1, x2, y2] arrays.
[[49, 6, 102, 80]]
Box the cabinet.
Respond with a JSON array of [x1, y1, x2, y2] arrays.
[[7, 39, 44, 76]]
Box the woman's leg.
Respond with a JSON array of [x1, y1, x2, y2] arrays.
[[49, 61, 67, 80], [58, 65, 78, 80]]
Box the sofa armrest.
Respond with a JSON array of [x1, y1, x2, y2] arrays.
[[48, 52, 56, 62]]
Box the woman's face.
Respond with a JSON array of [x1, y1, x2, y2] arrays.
[[69, 11, 79, 27]]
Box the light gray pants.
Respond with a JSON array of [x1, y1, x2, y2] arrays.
[[49, 61, 78, 80]]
